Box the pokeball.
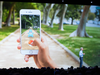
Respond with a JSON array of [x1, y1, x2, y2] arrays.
[[28, 40, 33, 46]]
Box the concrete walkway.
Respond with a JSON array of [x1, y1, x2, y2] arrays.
[[0, 28, 79, 69]]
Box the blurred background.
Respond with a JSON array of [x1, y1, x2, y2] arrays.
[[0, 1, 100, 68]]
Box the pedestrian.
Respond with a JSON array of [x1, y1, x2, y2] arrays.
[[79, 47, 85, 68]]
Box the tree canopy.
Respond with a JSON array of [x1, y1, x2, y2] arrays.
[[65, 4, 82, 24]]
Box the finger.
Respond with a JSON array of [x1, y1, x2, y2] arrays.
[[41, 35, 45, 43], [32, 38, 43, 48], [41, 35, 48, 44], [24, 55, 30, 62], [24, 55, 35, 62], [17, 44, 21, 50], [17, 37, 20, 43]]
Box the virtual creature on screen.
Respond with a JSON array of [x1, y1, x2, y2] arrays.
[[28, 29, 34, 37]]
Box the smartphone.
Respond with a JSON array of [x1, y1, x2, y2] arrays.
[[20, 9, 41, 55]]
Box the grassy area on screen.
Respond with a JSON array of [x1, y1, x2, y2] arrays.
[[41, 24, 100, 67], [22, 28, 40, 34], [21, 29, 27, 34]]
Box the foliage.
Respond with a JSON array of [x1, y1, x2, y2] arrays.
[[49, 4, 61, 19], [2, 2, 16, 22], [2, 8, 9, 22], [36, 3, 44, 12], [41, 24, 100, 66], [21, 15, 40, 29], [56, 4, 64, 17], [65, 4, 82, 20], [88, 12, 96, 20], [3, 1, 15, 10], [95, 7, 100, 21], [21, 29, 27, 34], [15, 2, 38, 17]]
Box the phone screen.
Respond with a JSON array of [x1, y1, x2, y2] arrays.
[[21, 14, 40, 50]]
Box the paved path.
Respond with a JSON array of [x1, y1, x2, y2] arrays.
[[22, 29, 39, 50], [0, 28, 79, 69]]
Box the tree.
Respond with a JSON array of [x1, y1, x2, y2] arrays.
[[0, 1, 3, 28], [12, 8, 15, 25], [65, 4, 82, 25], [59, 4, 68, 31], [50, 4, 61, 28], [44, 3, 54, 25], [15, 2, 38, 17], [42, 3, 47, 24], [5, 2, 16, 26], [69, 5, 92, 38], [95, 7, 100, 21], [88, 12, 95, 20]]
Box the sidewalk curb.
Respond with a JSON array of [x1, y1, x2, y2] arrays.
[[0, 28, 20, 45], [41, 29, 89, 67]]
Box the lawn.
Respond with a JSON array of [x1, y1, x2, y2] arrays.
[[21, 29, 27, 34], [21, 28, 40, 34], [0, 25, 19, 41], [41, 24, 100, 67]]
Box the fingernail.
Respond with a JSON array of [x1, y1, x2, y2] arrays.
[[24, 58, 29, 62], [25, 60, 28, 62]]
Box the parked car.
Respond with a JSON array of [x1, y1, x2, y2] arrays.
[[97, 21, 100, 25], [88, 20, 93, 24], [63, 22, 69, 24], [73, 20, 80, 25]]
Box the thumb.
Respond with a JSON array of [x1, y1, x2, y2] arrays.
[[31, 38, 43, 48]]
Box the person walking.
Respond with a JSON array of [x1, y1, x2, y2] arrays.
[[79, 47, 85, 68]]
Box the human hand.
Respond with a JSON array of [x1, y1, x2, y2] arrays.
[[83, 53, 85, 55], [17, 36, 57, 69]]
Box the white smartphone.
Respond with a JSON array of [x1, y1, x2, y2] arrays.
[[20, 9, 41, 55]]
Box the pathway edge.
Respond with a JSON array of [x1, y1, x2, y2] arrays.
[[41, 29, 89, 67], [0, 28, 20, 45]]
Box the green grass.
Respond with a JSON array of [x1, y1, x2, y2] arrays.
[[22, 28, 40, 34], [0, 25, 19, 41], [34, 28, 40, 34], [21, 29, 27, 34], [41, 24, 100, 67]]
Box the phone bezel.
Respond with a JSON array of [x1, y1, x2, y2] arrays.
[[20, 9, 41, 55]]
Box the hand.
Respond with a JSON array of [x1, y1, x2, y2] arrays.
[[17, 36, 57, 69], [83, 53, 85, 55]]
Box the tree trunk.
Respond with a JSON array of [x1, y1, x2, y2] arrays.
[[71, 17, 73, 25], [45, 4, 54, 25], [5, 2, 16, 26], [42, 4, 48, 24], [0, 1, 3, 28], [59, 4, 67, 31], [42, 8, 46, 24], [13, 8, 15, 25], [69, 5, 93, 38], [50, 6, 60, 28]]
